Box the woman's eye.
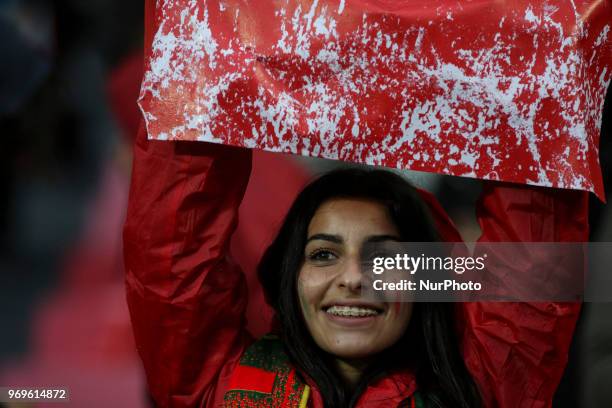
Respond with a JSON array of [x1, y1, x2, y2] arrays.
[[307, 249, 338, 263]]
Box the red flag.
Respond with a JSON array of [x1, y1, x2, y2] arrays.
[[139, 0, 611, 198]]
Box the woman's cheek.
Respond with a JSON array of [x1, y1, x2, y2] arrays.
[[394, 303, 413, 333], [297, 280, 313, 321], [297, 267, 333, 318]]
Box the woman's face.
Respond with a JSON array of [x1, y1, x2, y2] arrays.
[[298, 198, 413, 360]]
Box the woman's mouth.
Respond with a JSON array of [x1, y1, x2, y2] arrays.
[[324, 305, 382, 317], [322, 304, 384, 328]]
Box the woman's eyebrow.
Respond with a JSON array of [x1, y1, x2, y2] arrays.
[[306, 233, 343, 244], [365, 235, 401, 243]]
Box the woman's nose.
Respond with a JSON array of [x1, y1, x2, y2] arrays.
[[337, 256, 363, 292]]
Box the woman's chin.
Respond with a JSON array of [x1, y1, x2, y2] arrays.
[[321, 334, 388, 360]]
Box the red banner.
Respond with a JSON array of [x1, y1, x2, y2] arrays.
[[139, 0, 611, 198]]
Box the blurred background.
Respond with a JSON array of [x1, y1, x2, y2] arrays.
[[0, 0, 609, 407]]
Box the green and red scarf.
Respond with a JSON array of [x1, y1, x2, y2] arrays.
[[224, 335, 424, 408]]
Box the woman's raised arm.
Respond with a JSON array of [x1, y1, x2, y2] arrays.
[[461, 183, 588, 407], [123, 122, 253, 407]]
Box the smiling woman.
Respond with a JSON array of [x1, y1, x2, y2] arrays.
[[300, 199, 411, 361], [255, 170, 480, 407], [124, 119, 589, 408], [121, 1, 597, 405]]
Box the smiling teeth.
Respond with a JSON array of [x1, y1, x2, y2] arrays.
[[326, 306, 380, 317]]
